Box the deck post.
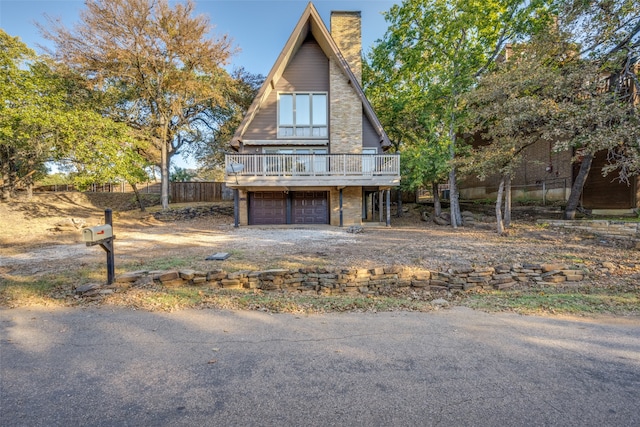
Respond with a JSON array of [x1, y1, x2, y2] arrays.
[[339, 188, 343, 227], [386, 189, 391, 227], [234, 189, 239, 228]]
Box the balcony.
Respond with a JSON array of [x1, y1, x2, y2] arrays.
[[225, 154, 400, 188]]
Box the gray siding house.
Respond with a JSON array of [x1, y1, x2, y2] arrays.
[[225, 2, 399, 226]]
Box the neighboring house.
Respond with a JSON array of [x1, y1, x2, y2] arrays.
[[224, 3, 400, 226], [460, 62, 640, 214], [459, 140, 639, 213]]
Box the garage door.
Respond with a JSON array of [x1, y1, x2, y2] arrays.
[[292, 191, 328, 224], [249, 192, 287, 225]]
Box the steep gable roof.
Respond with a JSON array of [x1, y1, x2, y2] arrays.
[[230, 2, 390, 149]]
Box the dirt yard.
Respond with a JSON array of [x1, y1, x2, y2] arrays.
[[1, 192, 639, 285]]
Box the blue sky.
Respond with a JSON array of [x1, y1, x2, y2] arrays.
[[0, 0, 397, 76]]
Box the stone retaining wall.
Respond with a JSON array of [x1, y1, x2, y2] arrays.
[[99, 263, 593, 297], [542, 219, 640, 247]]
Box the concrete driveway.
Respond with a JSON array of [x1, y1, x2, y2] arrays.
[[1, 307, 639, 426]]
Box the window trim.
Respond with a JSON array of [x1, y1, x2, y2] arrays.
[[263, 147, 328, 154], [277, 92, 328, 139], [262, 147, 329, 175]]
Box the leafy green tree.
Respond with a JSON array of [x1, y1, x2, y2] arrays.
[[170, 166, 196, 182], [464, 21, 640, 224], [400, 140, 450, 217], [195, 68, 263, 175], [65, 118, 153, 210], [1, 31, 55, 200], [1, 31, 118, 200], [555, 64, 640, 219], [363, 56, 449, 217], [36, 173, 72, 187], [40, 0, 235, 210], [559, 0, 640, 60], [462, 32, 566, 233], [555, 0, 640, 218], [367, 0, 551, 227]]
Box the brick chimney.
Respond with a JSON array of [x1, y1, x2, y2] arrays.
[[329, 10, 363, 156], [330, 11, 362, 84]]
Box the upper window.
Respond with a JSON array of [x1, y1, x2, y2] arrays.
[[278, 93, 327, 138]]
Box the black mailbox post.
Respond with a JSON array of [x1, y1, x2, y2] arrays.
[[83, 209, 116, 285]]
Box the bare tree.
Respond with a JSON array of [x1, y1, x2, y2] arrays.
[[40, 0, 235, 209]]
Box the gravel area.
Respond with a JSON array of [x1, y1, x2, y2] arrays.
[[1, 194, 639, 285]]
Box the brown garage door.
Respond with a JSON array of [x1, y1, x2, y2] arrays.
[[292, 191, 328, 224], [249, 192, 287, 225]]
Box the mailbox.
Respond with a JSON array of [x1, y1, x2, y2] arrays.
[[82, 225, 113, 242]]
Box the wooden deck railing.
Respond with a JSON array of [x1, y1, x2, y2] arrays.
[[225, 154, 400, 178]]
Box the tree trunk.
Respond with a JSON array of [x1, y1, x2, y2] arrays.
[[504, 173, 511, 228], [396, 188, 403, 217], [449, 167, 462, 228], [161, 152, 170, 210], [1, 147, 11, 201], [160, 128, 170, 210], [8, 157, 17, 199], [432, 181, 442, 217], [1, 146, 18, 201], [495, 175, 505, 235], [448, 121, 462, 228], [564, 153, 593, 220], [131, 182, 146, 212], [24, 160, 35, 200]]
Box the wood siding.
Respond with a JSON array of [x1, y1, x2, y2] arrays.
[[460, 137, 573, 188], [243, 38, 329, 143], [363, 113, 380, 149], [580, 151, 637, 209]]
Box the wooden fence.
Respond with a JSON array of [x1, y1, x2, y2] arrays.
[[35, 181, 232, 203], [35, 182, 162, 194], [170, 182, 231, 203]]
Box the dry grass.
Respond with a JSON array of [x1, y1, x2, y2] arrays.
[[1, 192, 639, 316]]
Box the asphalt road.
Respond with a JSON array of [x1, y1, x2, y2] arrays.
[[1, 306, 639, 426]]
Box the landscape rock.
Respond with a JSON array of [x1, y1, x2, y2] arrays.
[[431, 298, 449, 307], [75, 283, 102, 295], [116, 271, 146, 283], [433, 216, 450, 226], [153, 205, 233, 221], [346, 225, 363, 234]]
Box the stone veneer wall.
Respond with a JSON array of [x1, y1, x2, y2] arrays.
[[238, 189, 248, 226], [330, 187, 362, 226], [329, 59, 362, 154], [87, 262, 594, 298], [329, 10, 362, 154], [330, 11, 362, 83]]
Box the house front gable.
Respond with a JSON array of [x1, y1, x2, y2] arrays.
[[242, 37, 329, 146], [231, 2, 390, 155]]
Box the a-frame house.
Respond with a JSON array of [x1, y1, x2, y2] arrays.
[[224, 2, 399, 226]]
